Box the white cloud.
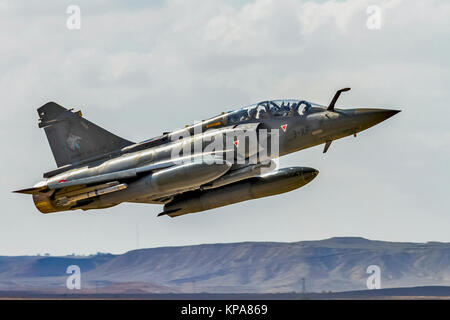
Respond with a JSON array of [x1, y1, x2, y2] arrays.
[[0, 0, 449, 255]]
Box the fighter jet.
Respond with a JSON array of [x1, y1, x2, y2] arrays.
[[14, 88, 400, 217]]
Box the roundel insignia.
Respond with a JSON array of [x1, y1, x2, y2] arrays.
[[281, 124, 287, 132]]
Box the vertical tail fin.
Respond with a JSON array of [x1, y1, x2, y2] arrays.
[[38, 102, 134, 167]]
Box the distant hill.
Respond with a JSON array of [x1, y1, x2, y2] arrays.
[[1, 237, 450, 294]]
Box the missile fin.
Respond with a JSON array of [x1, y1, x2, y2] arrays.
[[157, 208, 180, 217], [323, 140, 332, 153]]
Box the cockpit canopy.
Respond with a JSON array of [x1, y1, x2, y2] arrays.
[[176, 99, 327, 136], [227, 99, 325, 124]]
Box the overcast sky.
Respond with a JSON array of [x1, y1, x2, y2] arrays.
[[0, 0, 449, 255]]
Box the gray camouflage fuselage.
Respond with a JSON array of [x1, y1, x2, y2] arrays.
[[15, 88, 400, 217]]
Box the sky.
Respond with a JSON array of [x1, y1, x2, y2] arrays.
[[0, 0, 449, 255]]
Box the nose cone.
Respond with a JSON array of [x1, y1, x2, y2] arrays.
[[300, 167, 319, 183], [254, 166, 319, 197], [351, 108, 401, 131]]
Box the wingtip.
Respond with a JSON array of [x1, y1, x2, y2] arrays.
[[157, 208, 180, 217], [12, 186, 48, 195]]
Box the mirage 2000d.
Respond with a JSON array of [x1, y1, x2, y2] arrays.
[[14, 88, 400, 217]]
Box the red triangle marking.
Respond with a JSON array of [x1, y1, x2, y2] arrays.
[[234, 140, 239, 147], [58, 179, 66, 184], [281, 124, 287, 132]]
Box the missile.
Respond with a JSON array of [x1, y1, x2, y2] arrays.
[[80, 159, 233, 210], [159, 166, 319, 217], [33, 181, 127, 213], [56, 183, 128, 206]]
